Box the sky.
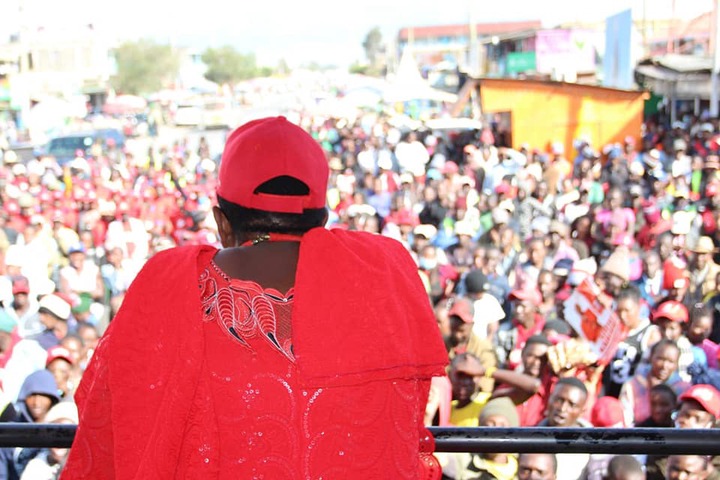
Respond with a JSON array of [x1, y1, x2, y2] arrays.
[[0, 0, 714, 67]]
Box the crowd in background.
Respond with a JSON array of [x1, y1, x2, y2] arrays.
[[1, 110, 720, 479]]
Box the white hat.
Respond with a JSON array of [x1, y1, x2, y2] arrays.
[[498, 199, 515, 213], [39, 294, 71, 320], [701, 123, 714, 133], [44, 401, 78, 424], [491, 209, 510, 225], [399, 172, 414, 184], [454, 221, 476, 237], [347, 204, 377, 218], [413, 224, 438, 239], [568, 257, 597, 286], [671, 211, 693, 235], [530, 216, 551, 234], [377, 152, 393, 170]]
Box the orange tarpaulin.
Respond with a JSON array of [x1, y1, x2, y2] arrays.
[[477, 78, 647, 156]]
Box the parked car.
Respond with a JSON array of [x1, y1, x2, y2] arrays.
[[37, 129, 126, 165]]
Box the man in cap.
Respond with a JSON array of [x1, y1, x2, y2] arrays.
[[495, 284, 544, 369], [29, 294, 71, 350], [646, 384, 720, 480], [688, 236, 720, 303], [64, 116, 448, 479], [463, 269, 505, 342], [446, 296, 498, 393], [5, 276, 41, 337], [652, 300, 695, 383]]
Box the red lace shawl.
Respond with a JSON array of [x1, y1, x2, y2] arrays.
[[62, 228, 447, 479]]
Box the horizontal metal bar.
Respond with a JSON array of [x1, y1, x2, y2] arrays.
[[0, 425, 717, 456], [0, 424, 76, 448], [430, 427, 720, 455]]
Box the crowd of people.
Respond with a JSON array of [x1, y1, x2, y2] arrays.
[[0, 109, 720, 479]]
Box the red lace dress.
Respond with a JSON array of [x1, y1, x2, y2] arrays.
[[173, 254, 440, 479]]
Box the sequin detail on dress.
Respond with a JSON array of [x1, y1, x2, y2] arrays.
[[199, 262, 295, 362]]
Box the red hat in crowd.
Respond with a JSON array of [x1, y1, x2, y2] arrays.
[[663, 257, 690, 290], [442, 162, 459, 175], [46, 345, 74, 367], [591, 396, 626, 427], [11, 276, 30, 295], [508, 285, 542, 306], [679, 384, 720, 418], [653, 300, 689, 323], [394, 209, 419, 227], [217, 116, 329, 214], [448, 297, 474, 324]]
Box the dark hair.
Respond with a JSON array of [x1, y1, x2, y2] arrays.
[[650, 338, 679, 357], [691, 304, 713, 324], [649, 383, 677, 403], [450, 352, 481, 370], [607, 456, 643, 480], [616, 285, 641, 304], [525, 334, 553, 348], [217, 176, 326, 236], [519, 453, 557, 475], [555, 377, 588, 396]]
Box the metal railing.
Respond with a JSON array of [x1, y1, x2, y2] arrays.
[[3, 425, 719, 455]]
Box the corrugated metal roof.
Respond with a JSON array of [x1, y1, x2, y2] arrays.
[[640, 53, 713, 73]]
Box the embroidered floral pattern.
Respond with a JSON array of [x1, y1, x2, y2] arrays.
[[199, 264, 295, 362]]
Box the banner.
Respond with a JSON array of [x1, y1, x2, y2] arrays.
[[563, 278, 627, 365]]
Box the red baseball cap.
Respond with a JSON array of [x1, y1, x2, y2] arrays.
[[448, 297, 474, 323], [508, 286, 542, 306], [46, 345, 74, 367], [217, 116, 329, 214], [11, 276, 30, 295], [653, 300, 689, 323], [591, 396, 626, 427], [679, 384, 720, 418]]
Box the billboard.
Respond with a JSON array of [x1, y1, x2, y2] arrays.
[[603, 9, 634, 89], [535, 29, 597, 78]]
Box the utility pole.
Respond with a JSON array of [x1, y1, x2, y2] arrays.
[[712, 0, 720, 118]]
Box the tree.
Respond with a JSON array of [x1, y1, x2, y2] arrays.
[[202, 46, 261, 85], [362, 27, 384, 73], [111, 40, 180, 95]]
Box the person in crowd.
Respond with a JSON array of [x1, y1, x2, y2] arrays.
[[604, 285, 661, 398], [652, 301, 695, 382], [5, 276, 41, 337], [687, 304, 719, 368], [19, 402, 78, 480], [517, 453, 557, 480], [495, 284, 544, 369], [646, 384, 720, 480], [440, 396, 520, 480], [666, 455, 718, 480], [446, 297, 498, 393], [635, 384, 677, 428], [447, 352, 491, 427], [491, 334, 555, 427], [63, 116, 448, 479], [619, 339, 689, 426], [604, 456, 646, 480], [538, 378, 592, 480]]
